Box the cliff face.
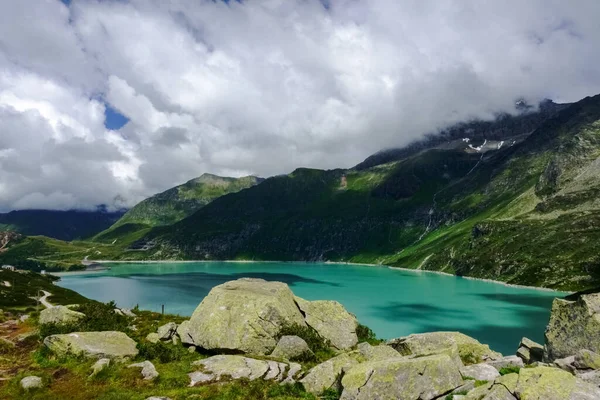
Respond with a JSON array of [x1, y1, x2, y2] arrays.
[[0, 231, 21, 253]]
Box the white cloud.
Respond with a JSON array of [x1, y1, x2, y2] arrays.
[[1, 0, 600, 211]]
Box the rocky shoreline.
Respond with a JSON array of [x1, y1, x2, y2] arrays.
[[16, 277, 600, 399]]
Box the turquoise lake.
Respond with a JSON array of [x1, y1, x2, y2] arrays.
[[56, 262, 565, 355]]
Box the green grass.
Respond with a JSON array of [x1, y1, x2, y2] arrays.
[[0, 270, 89, 312]]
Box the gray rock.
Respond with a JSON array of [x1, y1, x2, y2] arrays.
[[39, 306, 85, 326], [545, 293, 600, 361], [460, 363, 501, 381], [190, 355, 299, 385], [339, 354, 463, 400], [357, 342, 400, 361], [146, 333, 160, 344], [514, 366, 600, 400], [146, 397, 172, 400], [300, 352, 360, 394], [120, 308, 137, 318], [486, 355, 524, 371], [128, 360, 159, 380], [270, 335, 312, 360], [20, 376, 43, 390], [451, 380, 475, 394], [517, 337, 544, 364], [188, 371, 216, 386], [578, 370, 600, 387], [295, 297, 358, 350], [483, 385, 517, 400], [574, 349, 600, 370], [387, 331, 501, 366], [193, 355, 269, 381], [187, 345, 196, 353], [90, 358, 110, 377], [554, 356, 577, 373], [281, 362, 302, 385], [176, 320, 194, 345], [157, 322, 177, 340], [44, 331, 138, 360], [186, 279, 306, 355]]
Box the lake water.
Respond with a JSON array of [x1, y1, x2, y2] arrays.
[[56, 261, 565, 355]]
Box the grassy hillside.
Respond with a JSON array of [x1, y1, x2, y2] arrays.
[[94, 174, 262, 244], [0, 209, 124, 241], [0, 269, 89, 312]]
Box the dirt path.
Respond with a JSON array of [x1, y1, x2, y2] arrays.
[[39, 290, 53, 308]]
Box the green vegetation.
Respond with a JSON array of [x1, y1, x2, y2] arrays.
[[0, 270, 89, 312], [94, 174, 262, 244], [500, 366, 522, 375], [0, 209, 124, 241], [356, 324, 382, 345], [277, 323, 336, 363]]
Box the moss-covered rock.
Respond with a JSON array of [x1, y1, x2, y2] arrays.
[[356, 342, 400, 361], [515, 366, 600, 400], [295, 297, 358, 350], [43, 331, 138, 360], [387, 331, 501, 366], [300, 352, 361, 395], [186, 278, 306, 355], [574, 349, 600, 370], [339, 354, 463, 400], [545, 293, 600, 361], [270, 335, 312, 360], [39, 305, 85, 325], [189, 355, 298, 384]]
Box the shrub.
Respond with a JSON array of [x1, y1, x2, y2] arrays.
[[356, 324, 381, 345], [277, 323, 336, 362], [499, 366, 521, 375], [39, 301, 129, 338], [136, 341, 189, 363]]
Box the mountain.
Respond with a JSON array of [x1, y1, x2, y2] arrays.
[[120, 94, 600, 291], [0, 208, 125, 241], [93, 174, 263, 243], [355, 99, 569, 170]]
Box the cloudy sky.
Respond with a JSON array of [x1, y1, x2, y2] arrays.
[[1, 0, 599, 211]]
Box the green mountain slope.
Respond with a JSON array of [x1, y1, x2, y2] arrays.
[[94, 174, 262, 243], [126, 94, 600, 291]]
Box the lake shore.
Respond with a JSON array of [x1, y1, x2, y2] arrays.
[[64, 258, 568, 293]]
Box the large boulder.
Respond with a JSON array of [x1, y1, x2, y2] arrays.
[[387, 331, 501, 366], [545, 293, 600, 361], [295, 297, 358, 350], [515, 366, 600, 400], [301, 352, 361, 395], [186, 278, 306, 355], [270, 335, 312, 360], [339, 354, 463, 400], [44, 331, 138, 360], [39, 306, 85, 325]]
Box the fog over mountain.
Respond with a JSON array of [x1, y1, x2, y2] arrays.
[[1, 0, 599, 211]]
